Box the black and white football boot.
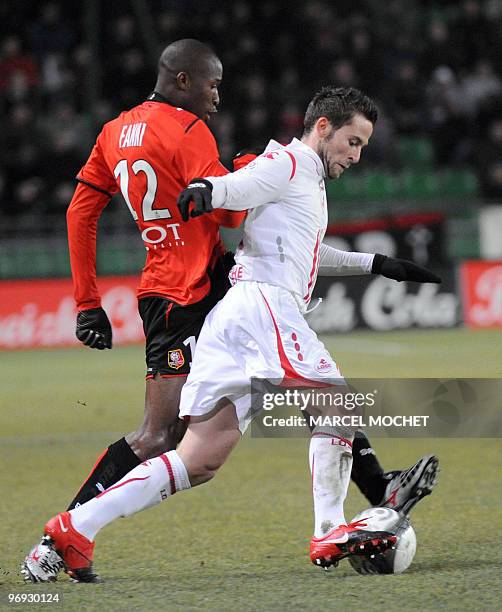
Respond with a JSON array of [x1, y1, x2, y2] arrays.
[[379, 454, 439, 515], [21, 536, 65, 583]]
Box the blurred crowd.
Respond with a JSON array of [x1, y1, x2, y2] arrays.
[[1, 0, 502, 231]]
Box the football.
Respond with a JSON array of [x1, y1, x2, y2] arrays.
[[348, 507, 417, 575]]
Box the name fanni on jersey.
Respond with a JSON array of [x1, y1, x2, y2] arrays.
[[119, 122, 147, 148]]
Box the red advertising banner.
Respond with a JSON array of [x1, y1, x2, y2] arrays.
[[0, 276, 143, 349], [460, 260, 502, 328]]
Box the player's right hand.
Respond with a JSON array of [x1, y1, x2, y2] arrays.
[[177, 178, 213, 222], [76, 307, 113, 350]]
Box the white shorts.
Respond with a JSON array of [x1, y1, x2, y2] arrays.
[[179, 281, 344, 432]]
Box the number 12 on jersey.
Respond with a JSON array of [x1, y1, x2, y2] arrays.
[[114, 159, 172, 221]]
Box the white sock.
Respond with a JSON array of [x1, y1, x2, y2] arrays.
[[69, 450, 191, 540], [309, 429, 354, 538]]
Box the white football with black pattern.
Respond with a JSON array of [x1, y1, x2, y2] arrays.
[[348, 507, 417, 575]]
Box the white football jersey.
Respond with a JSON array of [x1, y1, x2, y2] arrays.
[[207, 138, 373, 312], [209, 138, 328, 309]]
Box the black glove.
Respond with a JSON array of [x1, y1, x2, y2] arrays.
[[371, 253, 441, 283], [177, 178, 213, 222], [76, 307, 113, 350]]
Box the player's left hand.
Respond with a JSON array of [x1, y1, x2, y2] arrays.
[[371, 254, 442, 283], [177, 178, 213, 222]]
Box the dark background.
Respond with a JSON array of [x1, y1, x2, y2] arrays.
[[1, 0, 501, 274]]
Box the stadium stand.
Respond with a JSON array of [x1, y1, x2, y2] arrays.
[[1, 0, 501, 273]]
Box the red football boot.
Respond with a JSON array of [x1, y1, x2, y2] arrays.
[[310, 519, 397, 568], [44, 512, 99, 582]]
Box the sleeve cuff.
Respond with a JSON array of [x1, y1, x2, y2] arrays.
[[208, 178, 227, 209], [371, 253, 386, 274]]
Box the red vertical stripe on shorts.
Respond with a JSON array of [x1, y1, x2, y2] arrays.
[[160, 454, 176, 494], [165, 303, 174, 327], [259, 288, 330, 388]]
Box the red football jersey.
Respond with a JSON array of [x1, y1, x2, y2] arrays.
[[67, 100, 245, 309]]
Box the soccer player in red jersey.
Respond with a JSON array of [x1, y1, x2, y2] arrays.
[[65, 39, 245, 510]]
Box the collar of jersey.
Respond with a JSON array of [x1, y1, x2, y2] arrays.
[[264, 138, 325, 178], [146, 91, 172, 105]]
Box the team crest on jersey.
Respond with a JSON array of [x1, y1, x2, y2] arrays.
[[168, 349, 185, 370], [315, 357, 333, 373]]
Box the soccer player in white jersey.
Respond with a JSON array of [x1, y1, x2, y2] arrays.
[[22, 87, 441, 582]]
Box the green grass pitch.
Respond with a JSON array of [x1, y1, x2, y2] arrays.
[[1, 328, 501, 611]]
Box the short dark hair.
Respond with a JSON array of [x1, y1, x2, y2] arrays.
[[303, 86, 378, 134], [158, 39, 219, 79]]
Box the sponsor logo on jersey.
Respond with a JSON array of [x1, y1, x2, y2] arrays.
[[168, 349, 185, 370]]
